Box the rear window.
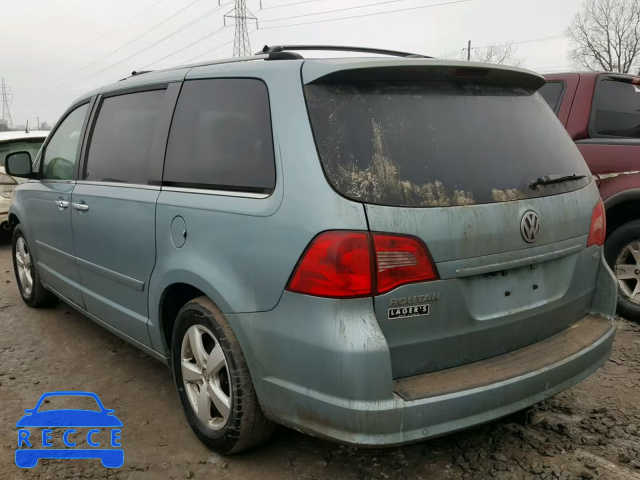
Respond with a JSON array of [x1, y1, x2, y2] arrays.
[[539, 81, 565, 113], [593, 80, 640, 138], [305, 81, 590, 207]]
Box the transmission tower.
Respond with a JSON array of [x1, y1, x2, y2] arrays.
[[224, 0, 258, 57], [1, 78, 13, 128]]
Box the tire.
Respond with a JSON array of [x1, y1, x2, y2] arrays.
[[171, 296, 275, 454], [0, 223, 12, 243], [12, 225, 56, 308], [604, 219, 640, 322]]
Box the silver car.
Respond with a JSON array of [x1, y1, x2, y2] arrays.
[[0, 130, 47, 231], [6, 46, 617, 454]]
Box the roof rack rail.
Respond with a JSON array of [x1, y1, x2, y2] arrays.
[[258, 45, 431, 59], [118, 70, 155, 82]]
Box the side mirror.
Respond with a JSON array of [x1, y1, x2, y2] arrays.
[[5, 151, 33, 178]]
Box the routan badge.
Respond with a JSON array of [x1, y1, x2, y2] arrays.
[[387, 292, 440, 319]]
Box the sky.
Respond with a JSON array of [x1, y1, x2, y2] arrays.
[[0, 0, 585, 127]]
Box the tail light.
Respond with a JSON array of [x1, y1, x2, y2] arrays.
[[373, 234, 438, 294], [286, 231, 438, 298], [0, 173, 17, 199], [287, 231, 372, 298], [586, 199, 606, 247]]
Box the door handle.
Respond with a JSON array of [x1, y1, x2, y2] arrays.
[[72, 201, 89, 212], [54, 199, 69, 209]]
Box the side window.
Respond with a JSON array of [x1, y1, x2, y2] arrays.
[[593, 80, 640, 138], [42, 104, 89, 180], [85, 89, 164, 184], [164, 79, 276, 192], [538, 81, 565, 114]]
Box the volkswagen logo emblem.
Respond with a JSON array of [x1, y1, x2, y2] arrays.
[[521, 211, 540, 243]]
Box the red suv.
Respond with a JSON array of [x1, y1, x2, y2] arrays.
[[541, 72, 640, 320]]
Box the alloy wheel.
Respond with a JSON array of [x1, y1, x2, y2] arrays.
[[180, 324, 231, 431], [15, 237, 34, 297], [615, 241, 640, 304]]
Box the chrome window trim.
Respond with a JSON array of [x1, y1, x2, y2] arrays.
[[161, 186, 270, 199], [76, 181, 160, 190], [30, 179, 75, 184]]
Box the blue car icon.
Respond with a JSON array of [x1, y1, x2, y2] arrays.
[[16, 391, 123, 468]]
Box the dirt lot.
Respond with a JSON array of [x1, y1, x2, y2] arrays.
[[0, 240, 639, 480]]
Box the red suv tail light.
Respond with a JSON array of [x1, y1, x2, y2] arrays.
[[586, 199, 606, 247], [286, 231, 439, 298]]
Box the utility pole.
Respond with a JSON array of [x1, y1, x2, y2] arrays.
[[1, 78, 13, 128], [224, 0, 258, 57], [466, 40, 472, 61]]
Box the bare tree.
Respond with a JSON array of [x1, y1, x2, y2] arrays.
[[443, 43, 524, 67], [567, 0, 640, 73], [471, 43, 525, 67]]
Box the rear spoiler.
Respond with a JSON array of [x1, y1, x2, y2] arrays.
[[302, 59, 546, 91]]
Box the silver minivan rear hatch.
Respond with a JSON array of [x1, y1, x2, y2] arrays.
[[303, 60, 600, 378]]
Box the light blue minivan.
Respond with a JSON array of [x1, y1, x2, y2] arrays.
[[6, 46, 617, 454]]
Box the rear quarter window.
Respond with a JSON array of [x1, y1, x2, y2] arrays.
[[593, 79, 640, 138], [163, 78, 276, 193]]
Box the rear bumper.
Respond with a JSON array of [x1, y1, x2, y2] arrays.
[[256, 315, 613, 446], [226, 254, 617, 447]]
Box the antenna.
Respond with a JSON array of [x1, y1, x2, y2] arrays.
[[1, 77, 13, 128], [224, 0, 258, 57]]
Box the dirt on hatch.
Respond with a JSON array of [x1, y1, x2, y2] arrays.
[[0, 240, 639, 480]]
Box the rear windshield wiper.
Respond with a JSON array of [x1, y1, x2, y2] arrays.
[[528, 174, 586, 189]]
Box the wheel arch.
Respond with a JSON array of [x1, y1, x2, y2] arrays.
[[150, 272, 233, 356], [603, 190, 640, 238], [8, 212, 20, 227], [157, 282, 204, 354]]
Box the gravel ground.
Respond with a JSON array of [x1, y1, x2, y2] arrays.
[[0, 239, 639, 480]]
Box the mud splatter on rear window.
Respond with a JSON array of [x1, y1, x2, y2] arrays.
[[305, 81, 590, 207]]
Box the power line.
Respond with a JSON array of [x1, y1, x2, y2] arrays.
[[181, 35, 237, 64], [58, 3, 228, 88], [140, 26, 229, 69], [55, 0, 204, 86], [261, 0, 325, 9], [52, 0, 171, 64], [119, 0, 174, 23], [261, 0, 422, 23], [474, 35, 564, 50], [178, 26, 259, 65], [56, 26, 235, 100], [510, 35, 565, 46], [261, 0, 471, 29]]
